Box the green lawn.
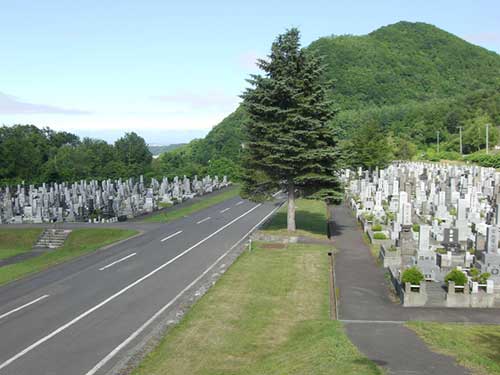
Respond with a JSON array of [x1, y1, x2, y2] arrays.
[[262, 198, 328, 239], [408, 321, 500, 374], [133, 242, 381, 375], [144, 186, 240, 223], [0, 228, 43, 260], [0, 228, 137, 286]]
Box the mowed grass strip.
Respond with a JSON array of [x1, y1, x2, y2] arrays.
[[262, 198, 328, 239], [0, 228, 43, 260], [133, 242, 381, 375], [408, 321, 500, 374], [144, 186, 241, 223], [0, 228, 137, 286]]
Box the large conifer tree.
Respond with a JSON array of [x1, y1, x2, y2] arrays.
[[241, 28, 343, 231]]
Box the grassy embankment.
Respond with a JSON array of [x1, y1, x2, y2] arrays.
[[0, 228, 137, 286], [133, 199, 381, 375], [144, 186, 241, 223], [0, 228, 43, 260], [408, 322, 500, 375]]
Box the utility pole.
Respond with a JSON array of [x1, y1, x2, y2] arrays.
[[437, 131, 440, 153], [486, 123, 489, 154], [459, 126, 463, 155]]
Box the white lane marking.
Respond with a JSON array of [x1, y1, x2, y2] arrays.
[[0, 204, 262, 372], [196, 217, 211, 224], [220, 208, 230, 213], [160, 230, 183, 242], [85, 202, 282, 375], [99, 253, 137, 271], [0, 295, 49, 321], [272, 190, 282, 197], [235, 201, 244, 206]]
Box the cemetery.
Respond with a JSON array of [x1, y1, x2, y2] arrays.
[[344, 162, 500, 308], [0, 175, 229, 224]]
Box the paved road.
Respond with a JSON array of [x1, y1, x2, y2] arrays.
[[332, 203, 473, 375], [0, 195, 282, 375]]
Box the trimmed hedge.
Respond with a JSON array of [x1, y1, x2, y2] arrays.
[[402, 266, 424, 285], [373, 232, 387, 240]]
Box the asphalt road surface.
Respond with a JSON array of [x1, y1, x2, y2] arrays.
[[0, 195, 282, 375]]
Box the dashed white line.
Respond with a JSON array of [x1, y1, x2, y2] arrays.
[[196, 217, 211, 224], [84, 202, 282, 375], [160, 230, 183, 242], [0, 295, 50, 321], [0, 203, 262, 372], [220, 208, 230, 213], [99, 253, 137, 271], [235, 201, 244, 206]]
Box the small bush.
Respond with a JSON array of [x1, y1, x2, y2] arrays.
[[412, 224, 420, 232], [435, 247, 447, 254], [388, 245, 398, 252], [372, 224, 383, 232], [363, 213, 374, 222], [373, 232, 387, 240], [445, 269, 467, 286], [402, 266, 424, 285]]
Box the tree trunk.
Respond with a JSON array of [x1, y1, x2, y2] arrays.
[[287, 182, 296, 232]]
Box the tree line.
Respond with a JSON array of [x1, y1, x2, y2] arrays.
[[0, 125, 152, 185]]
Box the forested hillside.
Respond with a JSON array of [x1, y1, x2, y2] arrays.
[[155, 21, 500, 177]]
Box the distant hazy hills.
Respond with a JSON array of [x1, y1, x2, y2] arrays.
[[159, 21, 500, 172], [148, 143, 186, 156]]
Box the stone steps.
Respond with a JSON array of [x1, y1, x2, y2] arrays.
[[425, 283, 447, 307], [34, 229, 72, 249]]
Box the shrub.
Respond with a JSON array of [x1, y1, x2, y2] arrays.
[[412, 224, 420, 232], [363, 213, 374, 222], [373, 232, 387, 240], [470, 268, 490, 284], [372, 224, 383, 232], [402, 267, 424, 285], [388, 245, 398, 252], [435, 248, 447, 254], [445, 269, 467, 286]]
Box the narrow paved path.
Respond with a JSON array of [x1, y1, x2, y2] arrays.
[[332, 204, 470, 375]]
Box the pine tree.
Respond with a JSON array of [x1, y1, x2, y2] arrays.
[[241, 28, 343, 232]]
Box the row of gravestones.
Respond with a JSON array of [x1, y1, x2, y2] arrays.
[[0, 175, 229, 224], [344, 162, 500, 287]]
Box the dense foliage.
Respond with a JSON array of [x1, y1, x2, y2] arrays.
[[401, 266, 425, 285], [445, 269, 468, 286], [157, 21, 500, 175], [0, 126, 152, 184]]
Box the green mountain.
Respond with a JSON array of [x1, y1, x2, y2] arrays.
[[148, 143, 186, 156], [156, 21, 500, 177]]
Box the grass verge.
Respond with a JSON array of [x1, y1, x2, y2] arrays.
[[0, 228, 43, 260], [261, 198, 327, 239], [0, 228, 137, 286], [362, 233, 381, 259], [132, 242, 381, 375], [408, 321, 500, 374], [144, 186, 240, 223]]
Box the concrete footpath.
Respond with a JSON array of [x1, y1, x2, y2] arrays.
[[332, 204, 471, 375]]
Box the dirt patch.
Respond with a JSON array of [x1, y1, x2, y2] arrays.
[[261, 243, 286, 249]]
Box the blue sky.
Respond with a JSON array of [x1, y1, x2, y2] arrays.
[[1, 0, 499, 145]]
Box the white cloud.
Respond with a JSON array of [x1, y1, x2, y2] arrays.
[[0, 91, 90, 115]]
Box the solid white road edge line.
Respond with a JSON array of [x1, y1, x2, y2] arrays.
[[196, 217, 211, 224], [84, 202, 281, 375], [220, 208, 230, 213], [160, 230, 183, 242], [99, 253, 137, 271], [0, 295, 50, 321], [0, 203, 262, 372], [235, 201, 244, 206]]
